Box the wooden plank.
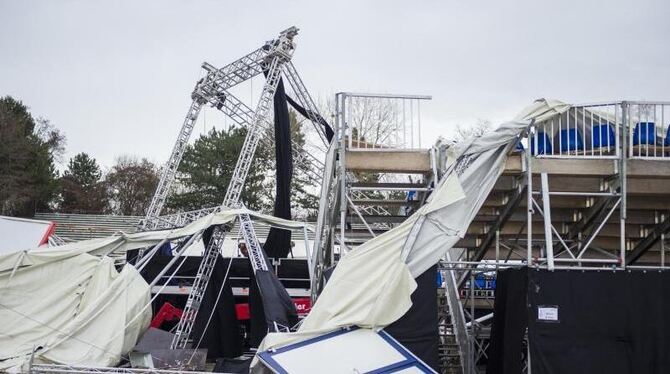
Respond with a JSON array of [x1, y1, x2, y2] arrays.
[[345, 149, 431, 173], [504, 154, 670, 178]]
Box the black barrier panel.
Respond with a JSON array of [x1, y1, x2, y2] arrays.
[[528, 269, 670, 374], [487, 268, 670, 374], [486, 268, 528, 374], [386, 265, 440, 371]]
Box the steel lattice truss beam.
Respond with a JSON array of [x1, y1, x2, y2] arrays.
[[163, 27, 332, 349], [141, 27, 328, 232], [310, 142, 340, 299], [170, 52, 287, 349], [239, 213, 270, 272]]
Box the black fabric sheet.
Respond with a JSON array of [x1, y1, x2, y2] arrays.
[[263, 77, 293, 261], [486, 268, 528, 374], [248, 77, 299, 346], [247, 265, 266, 348], [285, 95, 334, 142], [213, 357, 252, 373], [134, 245, 242, 359], [487, 268, 670, 374], [386, 265, 440, 371], [528, 269, 670, 374]]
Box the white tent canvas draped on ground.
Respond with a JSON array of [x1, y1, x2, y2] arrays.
[[0, 207, 311, 371]]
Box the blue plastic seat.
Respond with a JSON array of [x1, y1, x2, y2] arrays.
[[530, 132, 552, 155], [592, 123, 616, 148], [664, 125, 670, 147], [559, 128, 584, 152], [632, 122, 656, 145]]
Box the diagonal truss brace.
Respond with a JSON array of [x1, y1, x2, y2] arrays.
[[171, 53, 288, 349], [142, 27, 298, 230]]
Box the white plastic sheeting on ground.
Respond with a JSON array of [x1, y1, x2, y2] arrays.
[[0, 252, 150, 371], [253, 99, 569, 368]]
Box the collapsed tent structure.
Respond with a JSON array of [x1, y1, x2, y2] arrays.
[[0, 208, 313, 371], [0, 246, 151, 371], [6, 24, 670, 374]]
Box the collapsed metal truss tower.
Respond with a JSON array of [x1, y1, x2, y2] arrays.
[[134, 27, 329, 349], [140, 27, 327, 232]]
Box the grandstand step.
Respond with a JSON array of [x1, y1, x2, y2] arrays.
[[345, 149, 431, 173]]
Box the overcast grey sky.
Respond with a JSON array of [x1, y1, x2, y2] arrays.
[[1, 0, 669, 169]]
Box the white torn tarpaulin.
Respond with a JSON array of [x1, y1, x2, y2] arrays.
[[0, 207, 313, 372], [0, 207, 312, 271], [254, 106, 550, 369], [0, 252, 151, 371]]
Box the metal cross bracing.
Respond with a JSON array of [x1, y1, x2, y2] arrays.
[[444, 100, 670, 371], [238, 212, 270, 272], [455, 101, 670, 272], [142, 27, 299, 231], [332, 92, 434, 254], [309, 92, 434, 299], [428, 100, 670, 372], [440, 251, 472, 374], [170, 54, 286, 349], [166, 27, 332, 348], [440, 258, 525, 373]]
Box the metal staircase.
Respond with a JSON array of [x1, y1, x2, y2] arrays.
[[439, 252, 473, 374], [438, 288, 464, 374]]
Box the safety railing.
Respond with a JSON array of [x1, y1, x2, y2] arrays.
[[523, 101, 670, 161], [338, 93, 432, 150], [528, 102, 621, 159], [626, 101, 670, 160]]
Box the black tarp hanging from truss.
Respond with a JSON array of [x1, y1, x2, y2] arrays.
[[262, 77, 293, 261], [285, 95, 334, 142], [248, 77, 299, 347]]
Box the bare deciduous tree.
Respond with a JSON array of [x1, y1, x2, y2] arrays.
[[450, 119, 493, 143]]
